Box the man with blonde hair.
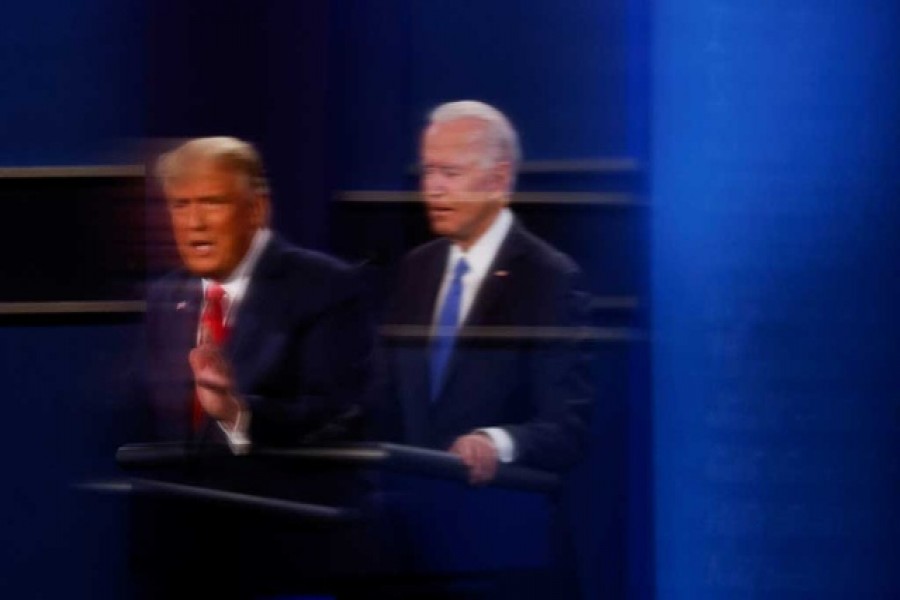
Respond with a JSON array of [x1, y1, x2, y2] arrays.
[[143, 136, 371, 450]]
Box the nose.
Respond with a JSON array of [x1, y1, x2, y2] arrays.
[[186, 202, 207, 230], [423, 171, 445, 198]]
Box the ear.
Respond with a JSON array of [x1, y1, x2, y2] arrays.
[[250, 193, 271, 228], [489, 160, 513, 201]]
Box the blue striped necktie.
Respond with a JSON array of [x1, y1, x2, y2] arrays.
[[430, 257, 470, 401]]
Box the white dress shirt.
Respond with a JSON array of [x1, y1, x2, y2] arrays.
[[199, 227, 272, 454], [432, 208, 518, 463]]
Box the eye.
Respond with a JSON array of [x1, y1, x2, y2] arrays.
[[201, 195, 229, 207]]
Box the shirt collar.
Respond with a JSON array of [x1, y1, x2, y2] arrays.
[[202, 228, 272, 301], [448, 208, 513, 279]]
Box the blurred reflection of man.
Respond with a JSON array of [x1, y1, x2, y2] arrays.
[[383, 101, 591, 483], [144, 136, 371, 451]]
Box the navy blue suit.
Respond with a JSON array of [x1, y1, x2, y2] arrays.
[[142, 234, 372, 446], [382, 221, 592, 472]]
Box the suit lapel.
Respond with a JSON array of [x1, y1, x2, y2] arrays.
[[462, 224, 528, 329], [174, 276, 202, 348], [389, 241, 450, 441], [225, 237, 284, 389], [164, 274, 201, 438], [432, 222, 528, 402], [413, 241, 451, 327], [410, 242, 450, 416]]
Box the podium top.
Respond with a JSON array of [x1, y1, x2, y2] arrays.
[[116, 441, 560, 493]]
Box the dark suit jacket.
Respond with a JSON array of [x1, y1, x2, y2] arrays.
[[381, 220, 592, 472], [141, 234, 373, 446]]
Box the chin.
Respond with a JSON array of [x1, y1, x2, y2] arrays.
[[428, 221, 456, 238], [184, 260, 222, 279]]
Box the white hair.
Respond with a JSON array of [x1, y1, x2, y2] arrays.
[[428, 100, 521, 176], [156, 136, 269, 195]]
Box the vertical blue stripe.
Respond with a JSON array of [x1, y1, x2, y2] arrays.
[[653, 1, 900, 598]]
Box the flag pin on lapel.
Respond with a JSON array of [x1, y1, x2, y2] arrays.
[[176, 301, 188, 311], [494, 270, 509, 277]]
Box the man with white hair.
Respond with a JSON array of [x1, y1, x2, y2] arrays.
[[383, 101, 591, 483], [143, 136, 371, 451]]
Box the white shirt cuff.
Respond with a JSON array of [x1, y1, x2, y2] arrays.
[[477, 427, 516, 463], [218, 409, 252, 455]]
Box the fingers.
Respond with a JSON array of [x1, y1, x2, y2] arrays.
[[476, 439, 499, 483], [189, 344, 231, 376], [471, 437, 498, 484], [188, 345, 240, 423], [194, 376, 230, 394], [193, 379, 240, 423], [449, 434, 499, 485], [450, 437, 477, 473]]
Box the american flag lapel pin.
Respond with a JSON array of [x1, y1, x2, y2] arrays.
[[176, 301, 188, 311], [494, 270, 509, 277]]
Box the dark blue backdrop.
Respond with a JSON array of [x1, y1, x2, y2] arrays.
[[3, 1, 899, 598], [1, 1, 145, 597]]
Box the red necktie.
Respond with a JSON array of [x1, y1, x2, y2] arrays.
[[200, 283, 229, 345], [192, 283, 231, 430]]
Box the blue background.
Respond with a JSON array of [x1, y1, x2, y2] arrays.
[[1, 1, 899, 598], [652, 1, 900, 598]]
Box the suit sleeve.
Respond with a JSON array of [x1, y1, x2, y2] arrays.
[[242, 269, 375, 446], [502, 266, 594, 471]]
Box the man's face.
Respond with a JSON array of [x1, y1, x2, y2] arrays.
[[164, 160, 266, 280], [420, 118, 510, 249]]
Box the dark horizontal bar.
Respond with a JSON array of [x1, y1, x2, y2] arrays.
[[517, 158, 642, 174], [335, 190, 644, 206], [257, 443, 560, 493], [117, 442, 560, 493], [379, 324, 646, 343], [79, 477, 358, 522], [405, 157, 642, 176], [0, 301, 146, 315], [0, 165, 145, 178]]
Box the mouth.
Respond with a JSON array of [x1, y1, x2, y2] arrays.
[[188, 240, 215, 256], [427, 205, 454, 219]]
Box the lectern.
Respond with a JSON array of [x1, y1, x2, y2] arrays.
[[103, 441, 564, 598]]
